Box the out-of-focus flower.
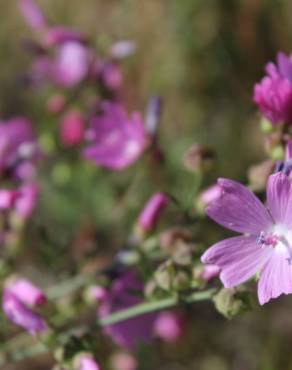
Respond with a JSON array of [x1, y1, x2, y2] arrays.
[[47, 94, 66, 114], [18, 0, 47, 30], [153, 311, 184, 343], [199, 264, 220, 282], [0, 190, 19, 210], [44, 26, 85, 47], [253, 52, 292, 125], [75, 353, 100, 370], [86, 285, 108, 304], [2, 289, 47, 335], [83, 103, 147, 170], [201, 174, 292, 305], [144, 96, 162, 137], [98, 271, 157, 350], [110, 352, 137, 370], [101, 62, 123, 91], [137, 193, 169, 233], [52, 42, 90, 88], [14, 183, 39, 219], [5, 277, 47, 306], [110, 41, 136, 59], [0, 117, 39, 180], [60, 110, 85, 147]]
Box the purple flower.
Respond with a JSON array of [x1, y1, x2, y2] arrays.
[[18, 0, 47, 30], [153, 311, 184, 343], [75, 353, 100, 370], [5, 277, 47, 307], [198, 184, 222, 208], [137, 193, 169, 232], [2, 289, 47, 335], [52, 41, 90, 88], [98, 271, 157, 350], [0, 190, 18, 210], [83, 103, 147, 170], [0, 117, 39, 180], [201, 173, 292, 305], [253, 52, 292, 125], [101, 62, 123, 91]]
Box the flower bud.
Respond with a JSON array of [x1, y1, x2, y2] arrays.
[[60, 110, 85, 147], [137, 193, 169, 233], [197, 184, 222, 211], [153, 311, 184, 343], [5, 277, 47, 306], [14, 183, 39, 219], [144, 96, 162, 137], [110, 41, 136, 59], [47, 94, 66, 115], [248, 160, 275, 191], [198, 264, 220, 282], [0, 190, 19, 210], [74, 353, 100, 370], [183, 144, 215, 172], [110, 352, 137, 370], [2, 289, 47, 335], [85, 285, 107, 305], [213, 287, 252, 319]]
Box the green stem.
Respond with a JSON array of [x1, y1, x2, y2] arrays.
[[0, 289, 215, 366]]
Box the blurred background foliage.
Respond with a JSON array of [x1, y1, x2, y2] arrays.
[[2, 0, 292, 369]]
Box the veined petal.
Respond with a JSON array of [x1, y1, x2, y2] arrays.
[[267, 172, 292, 227], [258, 251, 292, 305], [202, 235, 273, 288], [206, 178, 273, 234]]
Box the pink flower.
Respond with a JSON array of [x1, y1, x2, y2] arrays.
[[201, 173, 292, 305], [153, 311, 184, 343], [60, 110, 85, 147], [5, 277, 47, 307], [137, 193, 169, 232], [18, 0, 47, 30], [2, 289, 47, 335], [83, 103, 147, 170], [0, 190, 19, 210], [52, 42, 90, 88], [76, 354, 100, 370], [99, 272, 157, 350], [15, 183, 39, 219], [44, 26, 85, 47], [253, 52, 292, 125]]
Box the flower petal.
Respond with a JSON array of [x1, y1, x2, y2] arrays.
[[258, 251, 292, 305], [206, 178, 273, 234], [267, 172, 292, 227], [202, 235, 273, 288]]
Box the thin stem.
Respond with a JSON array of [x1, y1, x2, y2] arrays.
[[0, 288, 215, 366]]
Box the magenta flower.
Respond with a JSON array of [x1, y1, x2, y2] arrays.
[[101, 62, 123, 91], [0, 117, 39, 180], [60, 110, 85, 147], [0, 190, 18, 210], [253, 52, 292, 125], [6, 277, 47, 307], [18, 0, 47, 30], [2, 289, 47, 335], [153, 311, 184, 343], [44, 26, 85, 47], [137, 193, 169, 232], [201, 173, 292, 305], [83, 103, 147, 170], [98, 271, 157, 350]]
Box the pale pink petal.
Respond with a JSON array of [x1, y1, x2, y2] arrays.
[[258, 251, 292, 305], [206, 178, 273, 234]]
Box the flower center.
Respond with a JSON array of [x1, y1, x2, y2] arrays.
[[258, 225, 292, 264]]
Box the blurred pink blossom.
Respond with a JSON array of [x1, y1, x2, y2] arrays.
[[138, 192, 169, 232]]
